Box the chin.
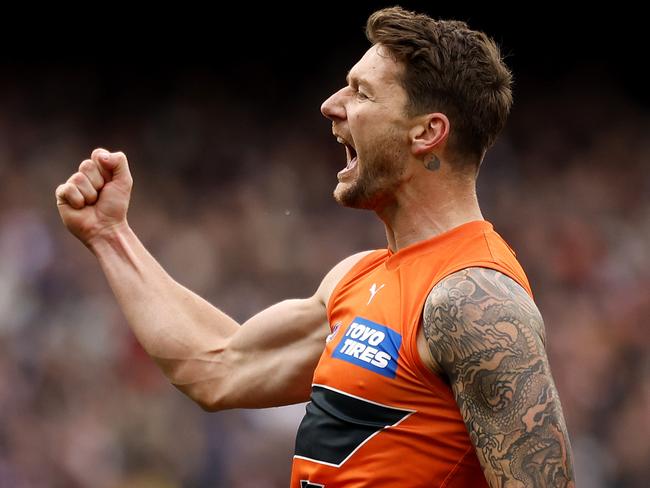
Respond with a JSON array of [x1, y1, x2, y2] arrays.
[[333, 181, 382, 210], [333, 183, 356, 207]]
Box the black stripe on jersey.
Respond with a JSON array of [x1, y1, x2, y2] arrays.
[[300, 481, 325, 488], [294, 384, 415, 467]]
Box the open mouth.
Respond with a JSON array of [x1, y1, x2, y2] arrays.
[[337, 136, 358, 179]]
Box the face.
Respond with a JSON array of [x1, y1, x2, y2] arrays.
[[321, 44, 412, 210]]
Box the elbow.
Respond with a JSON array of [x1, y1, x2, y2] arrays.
[[160, 340, 238, 412], [177, 381, 232, 412], [196, 394, 226, 412], [196, 378, 239, 412], [168, 353, 238, 412]]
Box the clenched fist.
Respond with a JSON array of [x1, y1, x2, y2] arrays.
[[55, 148, 133, 246]]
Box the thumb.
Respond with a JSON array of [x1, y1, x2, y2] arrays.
[[91, 148, 133, 187]]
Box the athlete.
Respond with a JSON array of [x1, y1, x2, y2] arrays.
[[55, 7, 575, 487]]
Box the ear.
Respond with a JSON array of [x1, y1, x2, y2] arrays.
[[408, 113, 450, 157]]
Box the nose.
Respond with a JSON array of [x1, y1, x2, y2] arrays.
[[321, 87, 347, 121]]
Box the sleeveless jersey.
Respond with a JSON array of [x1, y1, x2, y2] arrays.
[[291, 220, 532, 487]]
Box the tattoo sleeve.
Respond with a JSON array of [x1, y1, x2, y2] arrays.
[[423, 268, 575, 487]]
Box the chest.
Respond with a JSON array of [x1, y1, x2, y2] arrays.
[[315, 265, 437, 403]]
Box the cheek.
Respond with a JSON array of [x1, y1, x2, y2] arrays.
[[351, 113, 379, 140], [348, 110, 365, 128]]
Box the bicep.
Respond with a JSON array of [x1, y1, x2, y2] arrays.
[[215, 251, 371, 410], [220, 297, 329, 409], [192, 252, 367, 410], [423, 268, 574, 487]]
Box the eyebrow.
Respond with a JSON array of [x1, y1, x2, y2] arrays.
[[346, 71, 373, 91]]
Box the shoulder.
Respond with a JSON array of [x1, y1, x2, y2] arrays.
[[422, 267, 546, 378], [315, 250, 377, 306]]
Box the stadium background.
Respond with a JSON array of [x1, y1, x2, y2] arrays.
[[0, 2, 648, 487]]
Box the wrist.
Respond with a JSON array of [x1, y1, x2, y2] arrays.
[[86, 221, 133, 255]]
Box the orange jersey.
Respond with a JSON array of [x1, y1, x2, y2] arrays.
[[291, 221, 532, 487]]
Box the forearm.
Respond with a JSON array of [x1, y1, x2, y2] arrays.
[[89, 223, 240, 389]]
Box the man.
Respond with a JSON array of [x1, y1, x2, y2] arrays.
[[55, 7, 574, 488]]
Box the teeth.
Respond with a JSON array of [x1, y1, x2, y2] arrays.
[[336, 137, 345, 144]]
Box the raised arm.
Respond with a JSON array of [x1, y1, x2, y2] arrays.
[[55, 148, 367, 410], [422, 268, 575, 487]]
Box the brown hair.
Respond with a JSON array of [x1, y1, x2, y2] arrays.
[[366, 7, 513, 165]]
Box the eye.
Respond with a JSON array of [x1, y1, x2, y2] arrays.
[[355, 89, 369, 100]]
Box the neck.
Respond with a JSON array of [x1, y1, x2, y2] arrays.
[[377, 168, 483, 252]]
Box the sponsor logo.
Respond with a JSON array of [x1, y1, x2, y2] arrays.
[[325, 322, 342, 343], [367, 283, 385, 305], [301, 481, 325, 488], [332, 317, 402, 378]]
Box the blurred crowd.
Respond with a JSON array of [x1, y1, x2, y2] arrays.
[[0, 71, 648, 488]]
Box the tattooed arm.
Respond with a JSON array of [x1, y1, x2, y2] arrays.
[[422, 268, 575, 487]]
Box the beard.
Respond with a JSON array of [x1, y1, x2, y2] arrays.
[[334, 131, 408, 210]]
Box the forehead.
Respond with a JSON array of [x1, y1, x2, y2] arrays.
[[348, 44, 403, 90]]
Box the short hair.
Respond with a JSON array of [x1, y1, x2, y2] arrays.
[[366, 7, 513, 166]]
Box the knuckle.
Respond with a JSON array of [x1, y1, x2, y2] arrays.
[[70, 172, 87, 185], [79, 159, 95, 173]]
